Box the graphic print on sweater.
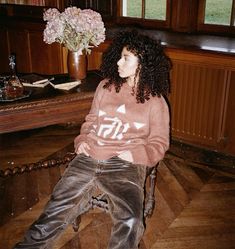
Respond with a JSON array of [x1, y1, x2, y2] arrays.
[[94, 104, 146, 145]]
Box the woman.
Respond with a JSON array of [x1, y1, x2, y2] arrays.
[[14, 30, 171, 249]]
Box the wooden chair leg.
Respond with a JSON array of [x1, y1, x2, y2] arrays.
[[144, 166, 157, 218]]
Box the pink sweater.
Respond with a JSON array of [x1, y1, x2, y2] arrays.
[[74, 80, 170, 167]]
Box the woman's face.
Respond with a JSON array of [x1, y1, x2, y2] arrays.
[[117, 47, 139, 81]]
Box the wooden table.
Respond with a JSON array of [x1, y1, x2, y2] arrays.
[[0, 71, 102, 134]]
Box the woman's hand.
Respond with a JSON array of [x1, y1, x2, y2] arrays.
[[75, 142, 90, 156], [117, 150, 133, 163]]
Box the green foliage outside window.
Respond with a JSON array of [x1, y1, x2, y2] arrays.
[[205, 0, 233, 25], [124, 0, 166, 20], [123, 0, 234, 26]]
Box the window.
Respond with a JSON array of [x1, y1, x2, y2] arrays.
[[117, 0, 234, 35], [122, 0, 167, 20], [198, 0, 235, 34], [204, 0, 234, 26], [118, 0, 170, 29]]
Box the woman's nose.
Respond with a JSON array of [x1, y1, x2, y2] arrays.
[[117, 58, 122, 66]]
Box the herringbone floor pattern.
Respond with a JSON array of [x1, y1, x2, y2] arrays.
[[0, 125, 235, 249]]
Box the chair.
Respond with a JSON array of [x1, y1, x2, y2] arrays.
[[71, 163, 158, 232]]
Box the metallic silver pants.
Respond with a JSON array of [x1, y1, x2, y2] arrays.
[[14, 154, 146, 249]]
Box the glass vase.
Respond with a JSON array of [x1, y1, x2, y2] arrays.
[[5, 54, 24, 99]]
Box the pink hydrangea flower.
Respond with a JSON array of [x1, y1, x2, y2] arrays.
[[43, 7, 105, 53]]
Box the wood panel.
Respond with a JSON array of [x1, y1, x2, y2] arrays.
[[29, 31, 64, 74], [8, 29, 31, 73], [0, 20, 109, 74], [6, 27, 64, 74], [87, 41, 111, 71], [169, 61, 227, 147], [0, 29, 9, 73], [171, 0, 198, 32], [0, 20, 65, 75], [74, 0, 115, 21]]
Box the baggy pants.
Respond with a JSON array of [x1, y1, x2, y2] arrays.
[[14, 153, 147, 249]]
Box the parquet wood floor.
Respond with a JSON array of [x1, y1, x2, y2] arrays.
[[0, 125, 235, 249]]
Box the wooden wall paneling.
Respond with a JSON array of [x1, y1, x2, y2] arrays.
[[29, 31, 64, 75], [87, 41, 110, 70], [45, 0, 63, 8], [0, 28, 9, 73], [0, 19, 65, 75], [96, 0, 115, 20], [73, 0, 87, 9], [62, 47, 68, 73], [8, 29, 31, 73], [74, 0, 98, 9], [87, 51, 103, 71], [171, 0, 198, 32], [73, 0, 115, 21]]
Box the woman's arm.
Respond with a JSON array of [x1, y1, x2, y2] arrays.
[[130, 96, 170, 167], [74, 80, 106, 153]]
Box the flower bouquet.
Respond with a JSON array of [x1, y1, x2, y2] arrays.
[[43, 7, 106, 55]]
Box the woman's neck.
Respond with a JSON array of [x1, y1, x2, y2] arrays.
[[126, 76, 136, 87]]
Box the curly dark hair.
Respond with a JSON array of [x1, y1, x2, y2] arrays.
[[100, 30, 171, 103]]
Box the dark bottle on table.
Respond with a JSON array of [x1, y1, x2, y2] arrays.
[[5, 54, 24, 99]]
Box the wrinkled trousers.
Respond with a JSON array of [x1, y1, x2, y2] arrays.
[[14, 153, 147, 249]]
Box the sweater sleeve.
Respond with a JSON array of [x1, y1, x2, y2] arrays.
[[74, 80, 106, 151], [131, 96, 170, 167]]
